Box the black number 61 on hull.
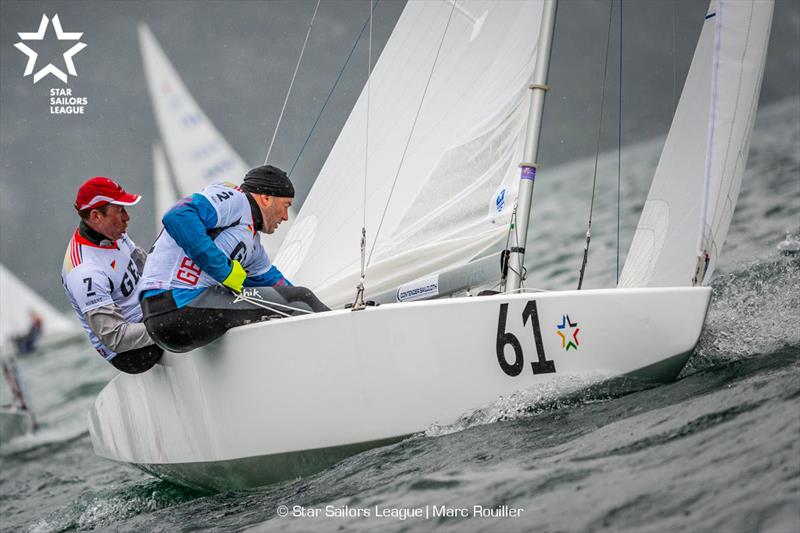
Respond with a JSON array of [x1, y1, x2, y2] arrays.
[[495, 301, 556, 377]]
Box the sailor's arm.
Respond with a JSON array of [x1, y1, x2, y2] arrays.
[[161, 194, 236, 283], [85, 304, 154, 353], [245, 265, 293, 287], [242, 241, 292, 287]]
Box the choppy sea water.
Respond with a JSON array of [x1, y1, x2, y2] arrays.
[[1, 98, 798, 532]]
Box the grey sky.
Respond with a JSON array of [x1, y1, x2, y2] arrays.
[[1, 0, 798, 309]]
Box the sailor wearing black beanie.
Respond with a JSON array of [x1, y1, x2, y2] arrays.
[[241, 165, 295, 199], [241, 165, 295, 235]]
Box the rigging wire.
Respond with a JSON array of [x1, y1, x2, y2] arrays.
[[577, 0, 615, 290], [352, 0, 374, 310], [288, 0, 383, 176], [264, 0, 321, 164], [672, 0, 678, 113], [366, 1, 457, 267], [616, 0, 622, 284]]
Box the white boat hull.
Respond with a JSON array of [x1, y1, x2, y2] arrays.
[[90, 287, 710, 489]]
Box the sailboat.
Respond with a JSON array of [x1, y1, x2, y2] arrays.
[[1, 263, 78, 442], [90, 0, 773, 490], [0, 263, 76, 354]]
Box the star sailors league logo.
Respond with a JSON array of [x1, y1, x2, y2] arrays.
[[14, 14, 86, 84], [556, 314, 580, 351], [14, 14, 90, 114]]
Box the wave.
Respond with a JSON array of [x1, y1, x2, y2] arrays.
[[686, 252, 800, 374]]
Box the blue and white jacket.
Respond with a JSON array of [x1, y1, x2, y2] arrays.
[[140, 182, 291, 307]]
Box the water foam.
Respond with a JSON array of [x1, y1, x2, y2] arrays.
[[424, 373, 617, 437], [688, 253, 800, 372]]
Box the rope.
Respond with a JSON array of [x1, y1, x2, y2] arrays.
[[352, 0, 374, 311], [288, 0, 383, 176], [577, 0, 615, 290], [501, 206, 526, 289], [229, 288, 315, 317], [367, 1, 457, 267], [264, 0, 321, 164]]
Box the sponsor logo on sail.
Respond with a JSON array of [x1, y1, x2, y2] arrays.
[[556, 314, 579, 351], [495, 188, 506, 213]]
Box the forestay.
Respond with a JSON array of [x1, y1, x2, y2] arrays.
[[619, 0, 773, 287], [274, 1, 545, 307]]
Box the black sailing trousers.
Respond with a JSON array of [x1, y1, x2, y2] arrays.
[[141, 285, 329, 353]]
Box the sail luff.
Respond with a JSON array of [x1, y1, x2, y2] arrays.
[[694, 0, 774, 284], [619, 0, 773, 288]]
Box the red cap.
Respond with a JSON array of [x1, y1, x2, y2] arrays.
[[74, 177, 141, 211]]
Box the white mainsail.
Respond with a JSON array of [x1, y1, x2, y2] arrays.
[[619, 0, 773, 287], [0, 263, 73, 347], [138, 25, 293, 255], [275, 0, 544, 307]]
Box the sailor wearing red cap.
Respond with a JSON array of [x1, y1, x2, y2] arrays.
[[61, 177, 162, 373]]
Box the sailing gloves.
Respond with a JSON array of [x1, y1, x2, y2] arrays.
[[222, 260, 247, 293]]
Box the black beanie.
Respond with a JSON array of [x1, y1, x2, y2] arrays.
[[241, 165, 295, 198]]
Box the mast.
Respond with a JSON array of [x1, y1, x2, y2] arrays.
[[506, 0, 558, 292]]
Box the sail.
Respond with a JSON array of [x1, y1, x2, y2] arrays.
[[0, 263, 73, 345], [620, 0, 773, 287], [275, 0, 545, 307], [138, 25, 293, 256], [138, 25, 249, 197], [152, 142, 177, 227]]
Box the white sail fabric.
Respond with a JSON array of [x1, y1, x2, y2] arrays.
[[152, 142, 178, 227], [0, 263, 73, 345], [620, 0, 773, 288], [138, 24, 293, 257], [275, 0, 544, 307], [139, 25, 250, 197]]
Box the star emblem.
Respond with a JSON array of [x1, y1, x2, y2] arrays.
[[556, 314, 580, 351], [14, 14, 87, 84]]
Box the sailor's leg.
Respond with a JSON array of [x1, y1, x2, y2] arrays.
[[110, 344, 164, 374], [142, 287, 284, 353]]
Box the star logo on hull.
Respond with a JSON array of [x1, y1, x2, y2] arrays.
[[14, 14, 87, 84], [556, 314, 580, 351]]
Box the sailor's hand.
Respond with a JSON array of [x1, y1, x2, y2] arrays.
[[222, 260, 246, 293]]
